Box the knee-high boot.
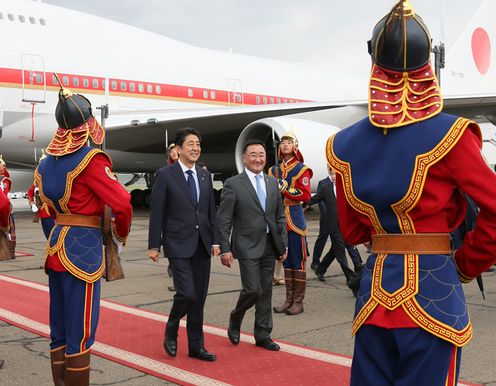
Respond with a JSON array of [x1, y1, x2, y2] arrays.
[[50, 346, 65, 386], [285, 270, 306, 315], [65, 349, 90, 386], [273, 269, 295, 313]]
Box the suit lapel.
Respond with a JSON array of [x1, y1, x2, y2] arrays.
[[171, 162, 197, 208], [240, 171, 264, 212], [196, 165, 208, 206]]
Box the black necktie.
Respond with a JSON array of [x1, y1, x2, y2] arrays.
[[186, 170, 198, 204]]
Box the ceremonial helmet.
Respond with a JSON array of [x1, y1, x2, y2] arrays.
[[0, 155, 9, 177], [368, 0, 431, 71], [46, 74, 104, 156], [278, 131, 304, 162], [367, 0, 442, 129]]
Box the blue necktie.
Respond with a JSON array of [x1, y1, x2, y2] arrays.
[[186, 170, 198, 205], [255, 174, 266, 211]]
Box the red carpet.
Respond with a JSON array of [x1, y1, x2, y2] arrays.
[[0, 274, 480, 386]]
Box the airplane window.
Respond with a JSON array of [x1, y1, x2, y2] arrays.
[[73, 77, 79, 87], [92, 79, 98, 88], [18, 15, 26, 23], [111, 80, 117, 90], [155, 85, 161, 94], [277, 98, 281, 104], [138, 83, 144, 92], [187, 88, 193, 97], [102, 79, 106, 89], [269, 98, 274, 104], [29, 16, 36, 24], [39, 18, 46, 26], [210, 90, 216, 99], [146, 84, 153, 93], [129, 83, 136, 92], [82, 78, 88, 87], [7, 13, 14, 21], [36, 73, 43, 83], [62, 76, 69, 86], [263, 97, 267, 104], [256, 96, 260, 104], [203, 90, 208, 99], [236, 94, 242, 103], [120, 81, 126, 91], [52, 75, 59, 85]]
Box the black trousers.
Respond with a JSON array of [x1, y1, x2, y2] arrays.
[[166, 241, 211, 351], [316, 230, 355, 280]]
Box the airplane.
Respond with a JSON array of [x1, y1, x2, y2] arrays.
[[0, 0, 495, 206]]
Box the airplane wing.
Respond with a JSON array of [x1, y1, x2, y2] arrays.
[[103, 101, 364, 154]]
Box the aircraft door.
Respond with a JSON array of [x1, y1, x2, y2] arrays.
[[226, 78, 244, 106], [20, 54, 46, 103]]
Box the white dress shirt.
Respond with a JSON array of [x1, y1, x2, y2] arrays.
[[178, 159, 200, 202]]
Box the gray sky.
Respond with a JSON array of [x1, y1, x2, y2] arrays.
[[43, 0, 483, 75]]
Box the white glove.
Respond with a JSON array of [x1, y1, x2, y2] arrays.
[[31, 203, 39, 213], [111, 232, 123, 254]]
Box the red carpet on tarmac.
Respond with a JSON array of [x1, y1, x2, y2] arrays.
[[0, 274, 480, 386]]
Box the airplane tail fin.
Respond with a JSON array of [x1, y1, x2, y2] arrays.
[[441, 0, 495, 97]]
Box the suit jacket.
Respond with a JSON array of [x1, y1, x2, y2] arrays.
[[217, 171, 287, 259], [309, 178, 338, 234], [148, 161, 219, 258]]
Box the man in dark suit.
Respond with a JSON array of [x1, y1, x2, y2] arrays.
[[308, 168, 358, 295], [217, 140, 288, 351], [148, 128, 220, 362]]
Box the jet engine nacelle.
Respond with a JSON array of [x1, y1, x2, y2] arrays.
[[235, 117, 341, 191]]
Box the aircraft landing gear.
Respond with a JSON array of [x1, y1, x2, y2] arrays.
[[128, 173, 155, 208]]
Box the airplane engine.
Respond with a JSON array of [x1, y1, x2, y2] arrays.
[[235, 117, 341, 191]]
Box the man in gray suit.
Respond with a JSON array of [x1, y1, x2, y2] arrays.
[[217, 140, 288, 351]]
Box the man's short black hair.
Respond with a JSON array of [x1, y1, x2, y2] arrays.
[[243, 140, 266, 154], [175, 128, 201, 147]]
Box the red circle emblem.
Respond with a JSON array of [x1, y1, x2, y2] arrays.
[[471, 27, 491, 75]]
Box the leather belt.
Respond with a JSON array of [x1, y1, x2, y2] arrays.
[[55, 214, 102, 229], [283, 199, 301, 207], [371, 233, 451, 254]]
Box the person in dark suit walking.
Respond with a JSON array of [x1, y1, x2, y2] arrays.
[[148, 128, 220, 362], [308, 168, 358, 295], [217, 140, 288, 351]]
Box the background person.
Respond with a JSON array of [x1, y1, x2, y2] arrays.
[[217, 140, 287, 351]]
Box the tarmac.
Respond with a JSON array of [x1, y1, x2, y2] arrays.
[[1, 200, 495, 385]]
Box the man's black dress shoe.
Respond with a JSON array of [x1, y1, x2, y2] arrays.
[[189, 348, 217, 361], [316, 272, 325, 282], [310, 262, 318, 271], [255, 338, 280, 351], [164, 338, 177, 357], [227, 321, 240, 345]]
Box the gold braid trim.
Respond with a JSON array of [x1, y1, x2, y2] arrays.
[[326, 135, 385, 234], [371, 253, 418, 310], [391, 117, 471, 234], [402, 297, 473, 347], [58, 242, 104, 283], [351, 297, 378, 336], [284, 206, 307, 236]]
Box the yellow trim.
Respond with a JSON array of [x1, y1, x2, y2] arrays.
[[326, 135, 385, 234], [46, 226, 69, 256], [81, 282, 93, 352], [351, 297, 378, 336], [59, 149, 104, 213], [65, 348, 90, 358], [371, 253, 418, 310], [402, 297, 472, 347], [284, 206, 307, 236], [57, 244, 104, 283], [391, 117, 470, 234]]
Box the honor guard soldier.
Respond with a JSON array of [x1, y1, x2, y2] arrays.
[[326, 1, 496, 385], [269, 132, 312, 315], [0, 176, 12, 261], [0, 156, 16, 259], [35, 82, 132, 386]]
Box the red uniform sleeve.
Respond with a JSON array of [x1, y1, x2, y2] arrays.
[[335, 174, 372, 245], [282, 168, 312, 202], [81, 154, 133, 242], [447, 129, 496, 279], [1, 177, 11, 195], [26, 184, 35, 203], [0, 191, 9, 230]]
